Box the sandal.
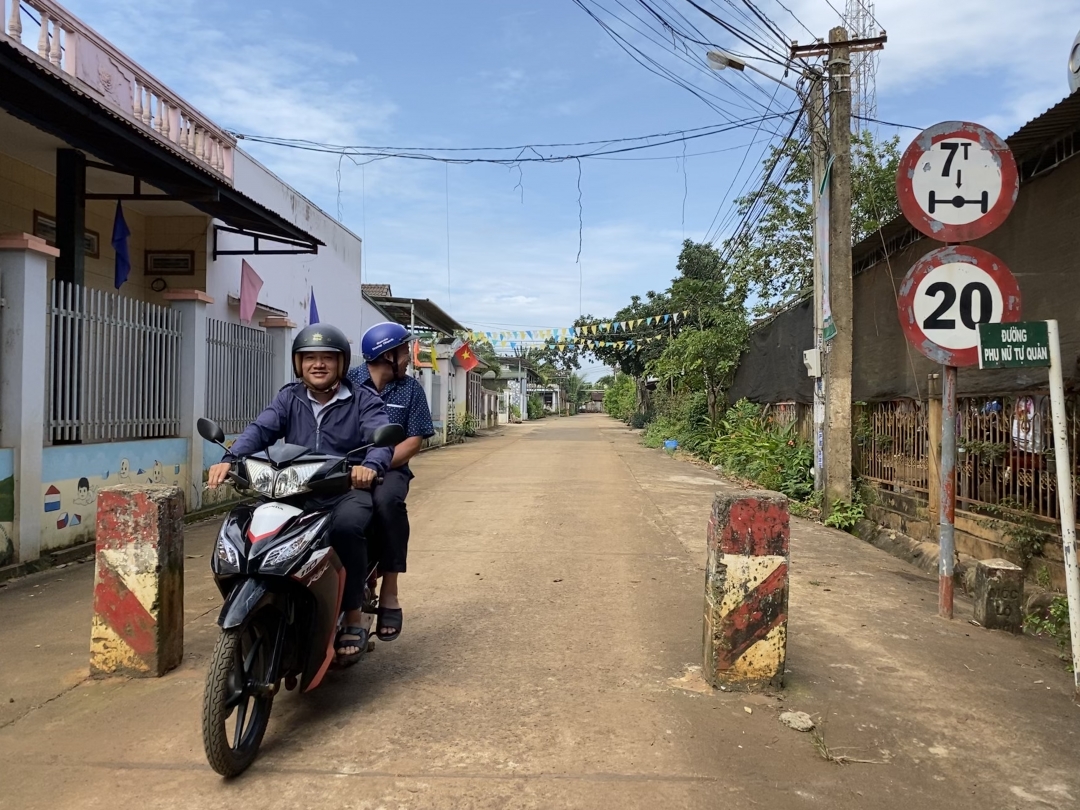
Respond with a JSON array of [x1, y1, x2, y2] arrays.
[[376, 606, 403, 642], [334, 626, 367, 666]]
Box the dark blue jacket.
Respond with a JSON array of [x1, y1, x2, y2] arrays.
[[222, 379, 393, 473]]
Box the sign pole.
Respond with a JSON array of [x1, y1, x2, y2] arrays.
[[939, 364, 957, 618], [1045, 319, 1080, 695]]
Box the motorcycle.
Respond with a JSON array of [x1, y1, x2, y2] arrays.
[[196, 417, 405, 777]]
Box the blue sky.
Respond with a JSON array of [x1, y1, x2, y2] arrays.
[[65, 0, 1078, 378]]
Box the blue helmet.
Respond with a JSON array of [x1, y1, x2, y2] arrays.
[[362, 322, 412, 362]]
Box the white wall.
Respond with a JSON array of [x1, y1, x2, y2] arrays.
[[204, 149, 385, 350]]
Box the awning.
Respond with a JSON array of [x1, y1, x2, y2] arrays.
[[368, 295, 465, 337], [0, 41, 321, 251]]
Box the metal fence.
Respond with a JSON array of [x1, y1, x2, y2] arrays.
[[955, 394, 1080, 526], [855, 400, 931, 496], [205, 318, 275, 434], [854, 395, 1080, 530], [48, 281, 183, 442]]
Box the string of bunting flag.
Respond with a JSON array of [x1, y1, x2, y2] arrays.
[[467, 310, 691, 352]]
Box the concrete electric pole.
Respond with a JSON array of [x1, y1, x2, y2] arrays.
[[825, 26, 854, 510]]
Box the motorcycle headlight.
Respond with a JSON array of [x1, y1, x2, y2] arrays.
[[245, 459, 275, 496], [273, 462, 324, 498], [216, 534, 239, 569], [261, 516, 329, 571]]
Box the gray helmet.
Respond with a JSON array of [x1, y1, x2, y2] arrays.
[[292, 324, 351, 379]]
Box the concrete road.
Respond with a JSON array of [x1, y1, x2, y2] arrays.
[[1, 415, 1077, 809]]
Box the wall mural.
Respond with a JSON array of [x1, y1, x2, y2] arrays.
[[40, 439, 189, 551], [0, 449, 13, 566]]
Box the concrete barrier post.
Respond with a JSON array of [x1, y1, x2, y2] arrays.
[[90, 485, 185, 677], [703, 490, 790, 690], [973, 558, 1024, 633]]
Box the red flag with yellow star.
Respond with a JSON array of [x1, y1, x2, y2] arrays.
[[454, 341, 479, 372]]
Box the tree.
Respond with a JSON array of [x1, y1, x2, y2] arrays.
[[725, 130, 901, 313], [648, 308, 748, 422]]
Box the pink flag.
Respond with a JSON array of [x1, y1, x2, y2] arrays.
[[239, 259, 263, 324]]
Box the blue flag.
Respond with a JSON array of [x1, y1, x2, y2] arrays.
[[112, 201, 131, 289], [309, 289, 320, 324]]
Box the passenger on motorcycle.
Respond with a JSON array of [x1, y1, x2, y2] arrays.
[[207, 323, 393, 665], [348, 322, 435, 642]]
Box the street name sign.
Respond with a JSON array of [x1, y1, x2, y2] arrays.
[[977, 321, 1050, 369], [897, 245, 1022, 367], [896, 121, 1018, 243]]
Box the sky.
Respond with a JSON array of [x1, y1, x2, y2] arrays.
[[62, 0, 1080, 379]]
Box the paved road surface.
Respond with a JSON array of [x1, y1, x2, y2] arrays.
[[1, 415, 1077, 809]]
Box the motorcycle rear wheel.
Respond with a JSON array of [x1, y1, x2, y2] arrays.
[[202, 612, 278, 776]]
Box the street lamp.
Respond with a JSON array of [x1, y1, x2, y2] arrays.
[[706, 49, 800, 93]]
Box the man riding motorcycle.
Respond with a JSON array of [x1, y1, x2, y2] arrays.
[[348, 322, 435, 642], [207, 323, 392, 665]]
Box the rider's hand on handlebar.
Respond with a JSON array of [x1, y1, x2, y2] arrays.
[[351, 465, 377, 490], [207, 462, 232, 488]]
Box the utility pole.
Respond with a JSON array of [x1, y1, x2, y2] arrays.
[[791, 27, 886, 515], [825, 26, 853, 510], [809, 74, 827, 492]]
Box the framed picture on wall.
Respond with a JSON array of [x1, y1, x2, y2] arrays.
[[33, 211, 100, 259], [144, 250, 195, 275]]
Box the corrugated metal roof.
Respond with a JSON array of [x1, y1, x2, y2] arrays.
[[1005, 91, 1080, 164]]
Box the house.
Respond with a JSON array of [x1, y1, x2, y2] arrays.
[[0, 1, 385, 565]]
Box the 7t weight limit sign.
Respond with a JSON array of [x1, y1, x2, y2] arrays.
[[898, 246, 1022, 367], [897, 121, 1018, 243]]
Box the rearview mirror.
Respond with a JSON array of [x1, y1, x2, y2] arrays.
[[372, 423, 406, 448], [198, 418, 226, 445]]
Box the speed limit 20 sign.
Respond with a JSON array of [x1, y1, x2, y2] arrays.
[[896, 121, 1018, 243], [897, 246, 1022, 367]]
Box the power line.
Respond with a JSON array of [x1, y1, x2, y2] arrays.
[[231, 111, 798, 164]]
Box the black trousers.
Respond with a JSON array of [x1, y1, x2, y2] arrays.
[[372, 468, 411, 573], [310, 489, 374, 612]]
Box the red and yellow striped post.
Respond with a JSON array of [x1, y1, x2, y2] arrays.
[[90, 485, 185, 677], [703, 490, 790, 690]]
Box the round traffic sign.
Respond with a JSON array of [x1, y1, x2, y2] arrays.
[[896, 121, 1018, 243], [897, 246, 1021, 367]]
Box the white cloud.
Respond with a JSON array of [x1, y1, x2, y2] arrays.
[[770, 0, 1075, 130]]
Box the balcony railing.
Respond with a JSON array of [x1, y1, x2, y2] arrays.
[[2, 0, 234, 182]]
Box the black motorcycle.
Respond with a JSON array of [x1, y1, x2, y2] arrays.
[[196, 417, 404, 777]]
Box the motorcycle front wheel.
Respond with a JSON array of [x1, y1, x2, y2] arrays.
[[202, 610, 279, 776]]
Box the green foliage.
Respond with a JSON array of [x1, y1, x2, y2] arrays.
[[979, 498, 1052, 569], [603, 374, 636, 422], [726, 131, 901, 314], [527, 394, 545, 421], [824, 498, 865, 531], [1025, 595, 1073, 667], [509, 404, 521, 420], [447, 410, 478, 444], [711, 400, 814, 500]]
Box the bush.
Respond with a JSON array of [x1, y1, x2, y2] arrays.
[[711, 399, 814, 501], [527, 394, 545, 420], [1026, 595, 1073, 667], [603, 374, 636, 422]]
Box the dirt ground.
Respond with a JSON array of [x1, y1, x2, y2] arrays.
[[0, 414, 1077, 809]]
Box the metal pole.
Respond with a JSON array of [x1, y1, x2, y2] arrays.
[[809, 74, 827, 491], [939, 364, 957, 619], [1045, 319, 1080, 694]]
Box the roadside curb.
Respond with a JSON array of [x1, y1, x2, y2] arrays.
[[0, 540, 96, 584], [852, 518, 979, 594]]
